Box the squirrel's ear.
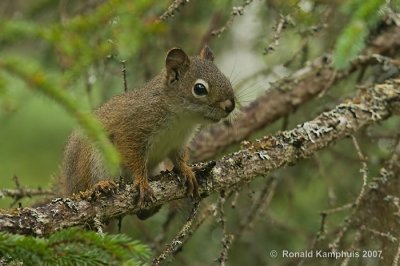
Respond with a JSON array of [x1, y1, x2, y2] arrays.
[[166, 48, 190, 84], [199, 45, 214, 61]]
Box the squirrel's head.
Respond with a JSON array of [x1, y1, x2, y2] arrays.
[[164, 46, 235, 123]]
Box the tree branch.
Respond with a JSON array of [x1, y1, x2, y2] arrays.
[[343, 139, 400, 265], [0, 188, 54, 202], [152, 201, 200, 265], [211, 0, 255, 37], [0, 175, 54, 206], [1, 79, 400, 236], [157, 0, 190, 22], [189, 25, 400, 161]]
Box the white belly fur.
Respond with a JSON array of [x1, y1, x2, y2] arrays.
[[147, 113, 199, 171]]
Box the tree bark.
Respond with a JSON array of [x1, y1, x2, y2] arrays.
[[189, 25, 400, 161], [1, 79, 399, 236]]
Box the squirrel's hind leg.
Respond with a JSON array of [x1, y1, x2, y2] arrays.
[[124, 153, 156, 208]]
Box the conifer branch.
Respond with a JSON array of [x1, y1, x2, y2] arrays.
[[189, 24, 400, 161], [0, 57, 121, 174], [0, 79, 399, 236]]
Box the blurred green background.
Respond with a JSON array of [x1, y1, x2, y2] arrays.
[[1, 0, 400, 265]]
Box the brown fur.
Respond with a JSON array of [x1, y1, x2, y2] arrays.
[[60, 47, 235, 206]]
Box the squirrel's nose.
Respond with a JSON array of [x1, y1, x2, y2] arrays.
[[220, 99, 235, 113]]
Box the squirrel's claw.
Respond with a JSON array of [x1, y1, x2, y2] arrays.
[[176, 166, 200, 200], [134, 179, 156, 208], [186, 173, 200, 200]]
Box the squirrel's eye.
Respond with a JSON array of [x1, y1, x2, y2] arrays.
[[194, 84, 207, 95], [192, 79, 209, 98]]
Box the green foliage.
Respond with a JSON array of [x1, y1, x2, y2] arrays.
[[0, 1, 175, 176], [0, 228, 151, 265], [395, 0, 400, 8], [1, 0, 398, 265], [0, 19, 41, 44], [333, 0, 387, 69], [0, 56, 120, 174], [0, 74, 14, 115]]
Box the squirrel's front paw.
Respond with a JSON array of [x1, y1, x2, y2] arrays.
[[134, 179, 156, 208], [176, 165, 200, 199]]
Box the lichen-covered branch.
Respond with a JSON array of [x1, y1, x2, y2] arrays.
[[0, 79, 399, 236], [211, 0, 254, 37], [158, 0, 190, 22], [0, 188, 54, 202], [305, 137, 400, 265], [152, 201, 200, 266], [264, 14, 293, 54], [341, 140, 400, 265], [189, 25, 400, 161], [0, 175, 54, 204]]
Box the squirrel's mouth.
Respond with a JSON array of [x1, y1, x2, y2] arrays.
[[206, 116, 221, 122], [205, 111, 228, 123], [202, 106, 228, 123]]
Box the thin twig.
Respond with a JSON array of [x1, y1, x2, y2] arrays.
[[152, 201, 200, 266], [211, 0, 255, 37], [313, 155, 337, 205], [0, 176, 54, 207], [93, 213, 104, 235], [217, 177, 277, 265], [198, 11, 223, 52], [351, 135, 368, 207], [218, 234, 234, 266], [1, 188, 55, 203], [283, 38, 310, 67], [264, 14, 293, 54], [299, 213, 327, 266], [13, 175, 20, 189], [339, 231, 361, 266], [392, 239, 400, 266], [284, 8, 329, 66], [121, 60, 128, 93], [173, 203, 217, 253], [154, 206, 178, 246], [300, 202, 354, 265], [217, 191, 234, 266], [322, 203, 353, 216], [328, 136, 370, 251], [158, 0, 189, 22], [237, 177, 277, 237], [231, 190, 240, 208], [360, 226, 397, 242]]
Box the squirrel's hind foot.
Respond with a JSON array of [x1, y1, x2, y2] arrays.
[[134, 178, 156, 208], [175, 165, 200, 200]]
